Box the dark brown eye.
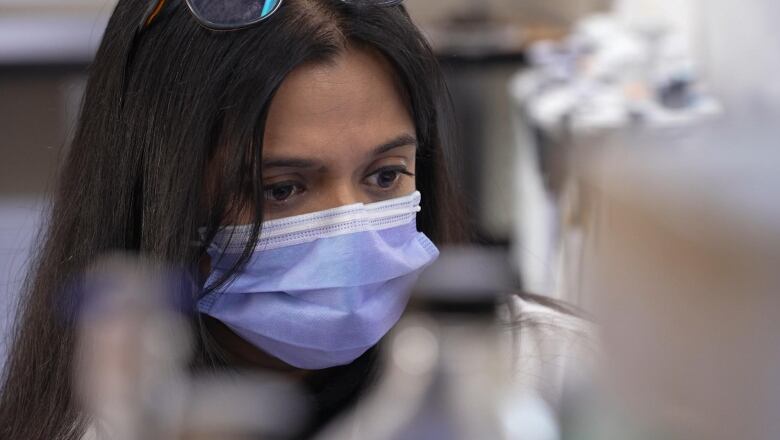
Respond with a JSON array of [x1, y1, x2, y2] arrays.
[[264, 182, 303, 202], [377, 170, 400, 188], [366, 166, 414, 190]]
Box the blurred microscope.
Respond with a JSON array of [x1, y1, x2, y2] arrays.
[[75, 256, 308, 440], [75, 248, 562, 440], [315, 246, 565, 440]]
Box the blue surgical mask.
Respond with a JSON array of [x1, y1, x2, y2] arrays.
[[198, 191, 439, 370]]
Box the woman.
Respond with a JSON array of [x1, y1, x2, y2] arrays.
[[0, 1, 590, 438]]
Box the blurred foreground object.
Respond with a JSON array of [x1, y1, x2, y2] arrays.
[[75, 255, 306, 440], [564, 122, 780, 440], [317, 246, 561, 440]]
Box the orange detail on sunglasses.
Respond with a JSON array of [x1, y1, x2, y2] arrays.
[[145, 0, 168, 28]]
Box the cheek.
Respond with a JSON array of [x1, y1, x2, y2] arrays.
[[408, 175, 417, 191]]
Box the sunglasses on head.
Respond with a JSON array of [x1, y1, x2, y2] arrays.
[[141, 0, 404, 32]]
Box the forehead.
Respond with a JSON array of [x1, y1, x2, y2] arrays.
[[262, 45, 414, 161]]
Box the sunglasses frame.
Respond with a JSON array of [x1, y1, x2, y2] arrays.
[[141, 0, 403, 32]]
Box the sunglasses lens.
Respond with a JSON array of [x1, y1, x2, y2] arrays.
[[187, 0, 282, 29]]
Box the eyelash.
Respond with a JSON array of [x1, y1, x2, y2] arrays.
[[262, 166, 415, 207]]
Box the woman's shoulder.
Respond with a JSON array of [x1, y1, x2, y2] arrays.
[[500, 294, 597, 404]]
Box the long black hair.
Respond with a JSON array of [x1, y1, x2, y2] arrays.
[[0, 0, 469, 438]]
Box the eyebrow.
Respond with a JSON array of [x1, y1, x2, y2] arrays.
[[262, 134, 418, 169], [372, 134, 418, 156]]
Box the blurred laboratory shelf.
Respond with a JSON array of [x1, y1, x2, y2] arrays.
[[0, 13, 111, 70]]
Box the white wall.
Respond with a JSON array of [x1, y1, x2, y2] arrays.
[[696, 0, 780, 116]]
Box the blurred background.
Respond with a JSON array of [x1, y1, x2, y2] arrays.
[[2, 1, 780, 438], [3, 0, 772, 326], [0, 0, 612, 361]]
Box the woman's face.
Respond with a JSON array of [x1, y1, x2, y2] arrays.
[[260, 45, 417, 220], [207, 45, 418, 371]]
